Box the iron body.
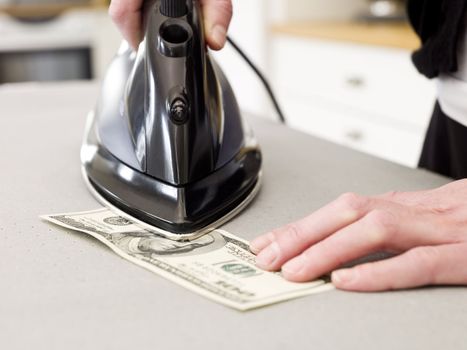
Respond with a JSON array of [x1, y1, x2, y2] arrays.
[[81, 0, 262, 240]]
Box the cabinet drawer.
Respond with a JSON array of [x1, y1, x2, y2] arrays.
[[271, 36, 435, 129], [279, 92, 426, 167]]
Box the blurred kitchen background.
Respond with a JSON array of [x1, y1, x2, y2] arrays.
[[0, 0, 435, 168]]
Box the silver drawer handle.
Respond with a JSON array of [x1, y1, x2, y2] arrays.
[[344, 130, 364, 141], [345, 77, 366, 88]]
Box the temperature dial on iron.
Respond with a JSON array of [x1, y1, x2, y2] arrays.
[[169, 96, 189, 124]]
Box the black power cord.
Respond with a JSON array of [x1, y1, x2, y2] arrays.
[[226, 36, 287, 124]]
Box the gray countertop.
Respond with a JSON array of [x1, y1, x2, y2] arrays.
[[1, 82, 465, 350]]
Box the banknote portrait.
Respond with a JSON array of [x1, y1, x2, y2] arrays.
[[110, 230, 227, 258], [43, 209, 330, 310]]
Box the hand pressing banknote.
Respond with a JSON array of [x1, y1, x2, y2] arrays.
[[41, 209, 333, 310]]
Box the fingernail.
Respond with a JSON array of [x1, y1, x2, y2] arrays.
[[211, 25, 227, 48], [255, 242, 279, 269], [250, 234, 271, 254], [332, 269, 355, 285], [282, 256, 304, 275]]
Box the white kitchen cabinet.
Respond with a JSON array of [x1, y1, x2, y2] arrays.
[[278, 91, 424, 166], [271, 35, 437, 167]]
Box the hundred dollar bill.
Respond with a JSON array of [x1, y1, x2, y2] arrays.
[[41, 209, 333, 310]]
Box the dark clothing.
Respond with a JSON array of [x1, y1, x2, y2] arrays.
[[407, 0, 467, 178], [419, 102, 467, 179], [407, 0, 467, 78]]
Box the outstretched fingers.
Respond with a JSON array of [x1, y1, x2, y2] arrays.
[[332, 243, 467, 291], [251, 193, 372, 270], [280, 209, 400, 282]]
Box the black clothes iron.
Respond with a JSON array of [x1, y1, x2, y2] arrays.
[[81, 0, 262, 240]]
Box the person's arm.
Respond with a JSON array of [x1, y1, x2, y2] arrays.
[[251, 180, 467, 291], [109, 0, 233, 50]]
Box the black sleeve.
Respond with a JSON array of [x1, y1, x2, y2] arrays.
[[407, 0, 467, 78]]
